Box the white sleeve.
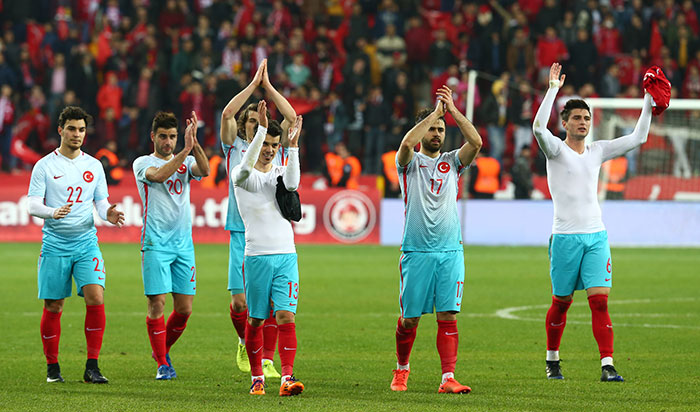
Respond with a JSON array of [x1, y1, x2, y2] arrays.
[[597, 94, 653, 162], [234, 125, 267, 185], [282, 147, 300, 190], [532, 87, 563, 158], [28, 196, 55, 219], [95, 198, 111, 221]]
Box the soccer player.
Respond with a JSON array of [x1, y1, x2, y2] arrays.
[[28, 106, 125, 383], [221, 59, 296, 378], [232, 100, 304, 396], [390, 86, 482, 393], [533, 63, 654, 382], [133, 111, 210, 380]]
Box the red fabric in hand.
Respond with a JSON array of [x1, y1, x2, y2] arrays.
[[643, 66, 672, 115]]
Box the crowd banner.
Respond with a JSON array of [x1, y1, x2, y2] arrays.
[[0, 172, 380, 244]]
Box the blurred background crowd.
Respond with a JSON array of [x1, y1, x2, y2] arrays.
[[1, 0, 699, 197]]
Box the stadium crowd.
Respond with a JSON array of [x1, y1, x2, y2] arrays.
[[1, 0, 699, 194]]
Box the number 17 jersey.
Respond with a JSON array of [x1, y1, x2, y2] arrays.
[[396, 150, 467, 252]]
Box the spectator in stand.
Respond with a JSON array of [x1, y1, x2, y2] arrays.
[[376, 24, 406, 71], [96, 72, 123, 122], [46, 54, 67, 123], [670, 25, 698, 77], [0, 84, 15, 171], [600, 65, 621, 98], [568, 29, 598, 89], [536, 26, 569, 86], [506, 28, 535, 81], [557, 10, 578, 50], [480, 78, 509, 164], [623, 14, 650, 57], [285, 54, 311, 88], [511, 145, 533, 199], [324, 90, 348, 151], [594, 13, 622, 64], [345, 84, 366, 159], [322, 142, 362, 189], [429, 29, 456, 76], [508, 80, 536, 158], [67, 51, 98, 116], [404, 15, 432, 82], [94, 107, 118, 153], [303, 87, 325, 172], [171, 37, 199, 87], [364, 86, 390, 175], [535, 0, 563, 37]]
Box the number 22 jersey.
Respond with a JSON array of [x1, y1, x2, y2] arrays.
[[28, 149, 108, 255]]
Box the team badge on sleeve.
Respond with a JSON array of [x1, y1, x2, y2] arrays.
[[177, 164, 187, 174]]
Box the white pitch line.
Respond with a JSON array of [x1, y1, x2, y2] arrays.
[[494, 297, 700, 330]]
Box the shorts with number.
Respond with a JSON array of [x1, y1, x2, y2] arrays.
[[549, 230, 612, 296], [37, 247, 106, 299], [244, 253, 299, 319], [398, 250, 465, 319], [228, 231, 245, 294], [141, 248, 197, 296]]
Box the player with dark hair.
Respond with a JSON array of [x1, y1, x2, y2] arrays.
[[28, 105, 125, 383], [533, 62, 655, 382], [221, 59, 296, 378], [390, 86, 482, 393], [232, 100, 305, 396], [132, 111, 210, 380]]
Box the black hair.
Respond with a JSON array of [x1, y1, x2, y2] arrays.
[[415, 108, 445, 125], [236, 102, 271, 139], [58, 106, 92, 128], [151, 111, 178, 133], [267, 119, 283, 138], [560, 99, 591, 121]]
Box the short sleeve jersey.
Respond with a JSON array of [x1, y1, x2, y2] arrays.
[[28, 149, 108, 255], [396, 150, 467, 252], [222, 136, 287, 232], [132, 154, 201, 251]]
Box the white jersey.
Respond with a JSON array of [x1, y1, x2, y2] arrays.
[[28, 149, 108, 255], [533, 87, 652, 234], [232, 125, 300, 256]]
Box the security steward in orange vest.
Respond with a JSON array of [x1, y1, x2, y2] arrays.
[[323, 142, 362, 189], [95, 141, 125, 185], [468, 152, 500, 199]]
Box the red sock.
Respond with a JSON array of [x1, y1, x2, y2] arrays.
[[546, 297, 572, 351], [41, 308, 62, 364], [146, 316, 167, 366], [395, 318, 417, 366], [245, 322, 264, 376], [229, 303, 247, 341], [84, 304, 105, 360], [165, 310, 190, 353], [263, 313, 278, 360], [588, 294, 614, 359], [277, 323, 297, 377], [436, 320, 458, 374]]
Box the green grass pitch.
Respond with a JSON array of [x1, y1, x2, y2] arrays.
[[0, 243, 698, 412]]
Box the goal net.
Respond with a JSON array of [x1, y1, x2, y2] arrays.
[[587, 98, 700, 201]]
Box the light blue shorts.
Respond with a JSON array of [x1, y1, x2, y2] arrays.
[[228, 231, 245, 294], [549, 231, 612, 296], [398, 250, 465, 319], [141, 249, 197, 296], [244, 253, 299, 320], [38, 247, 106, 299]]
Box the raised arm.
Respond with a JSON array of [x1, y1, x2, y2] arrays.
[[261, 59, 296, 147], [438, 85, 483, 166], [283, 115, 302, 190], [598, 93, 652, 162], [220, 60, 265, 146], [397, 101, 446, 167], [533, 62, 565, 158], [234, 100, 268, 185], [185, 112, 210, 177], [144, 120, 195, 183]]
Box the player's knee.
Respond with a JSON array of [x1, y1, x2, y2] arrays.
[[231, 294, 247, 313], [401, 317, 420, 329], [44, 299, 64, 313], [588, 294, 608, 312], [248, 317, 265, 327], [275, 310, 295, 324]]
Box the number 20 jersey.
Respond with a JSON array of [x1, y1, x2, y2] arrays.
[[28, 150, 108, 255], [396, 150, 467, 252], [133, 154, 200, 251]]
